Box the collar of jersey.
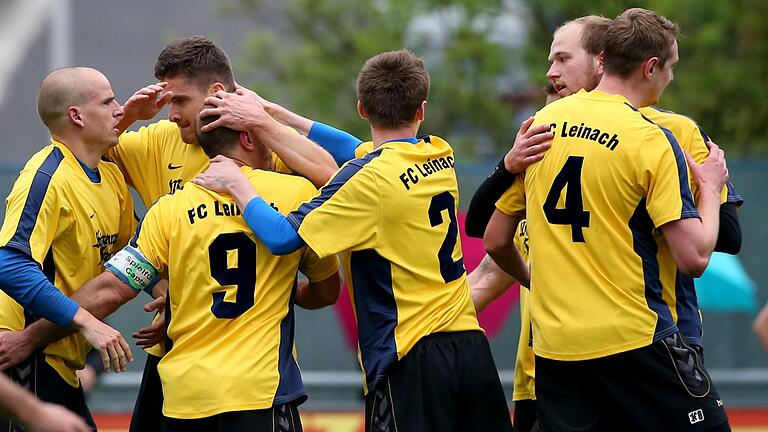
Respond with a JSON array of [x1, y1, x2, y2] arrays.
[[577, 89, 634, 107], [382, 137, 419, 145], [51, 138, 101, 183]]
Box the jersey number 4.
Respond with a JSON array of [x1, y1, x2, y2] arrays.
[[429, 191, 465, 283], [209, 232, 256, 319], [543, 156, 590, 242]]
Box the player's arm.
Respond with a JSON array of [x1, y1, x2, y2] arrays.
[[484, 210, 530, 288], [467, 254, 517, 313], [753, 302, 768, 356], [200, 89, 340, 187], [115, 82, 172, 134], [0, 373, 91, 432], [660, 143, 728, 277], [465, 117, 552, 238], [296, 273, 342, 310]]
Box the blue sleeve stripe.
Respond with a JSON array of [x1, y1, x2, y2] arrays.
[[307, 122, 363, 165], [288, 148, 385, 229], [7, 148, 65, 257], [658, 126, 699, 219]]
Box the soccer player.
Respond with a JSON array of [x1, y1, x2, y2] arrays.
[[106, 35, 341, 431], [5, 110, 341, 432], [0, 373, 91, 432], [0, 67, 136, 429], [194, 49, 512, 431], [486, 9, 732, 431]]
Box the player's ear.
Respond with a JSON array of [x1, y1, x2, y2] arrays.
[[67, 106, 85, 129], [210, 82, 225, 94], [240, 131, 255, 151], [415, 100, 427, 121], [596, 52, 605, 76], [357, 100, 368, 120], [643, 57, 659, 79]]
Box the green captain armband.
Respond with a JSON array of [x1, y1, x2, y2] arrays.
[[106, 245, 160, 293]]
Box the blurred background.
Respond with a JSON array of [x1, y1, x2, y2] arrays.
[[0, 0, 766, 430]]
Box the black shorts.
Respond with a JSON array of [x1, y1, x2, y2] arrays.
[[536, 333, 730, 432], [514, 399, 539, 432], [160, 401, 302, 432], [1, 351, 96, 430], [364, 330, 512, 432], [129, 353, 164, 432]]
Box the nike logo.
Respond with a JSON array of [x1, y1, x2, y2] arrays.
[[89, 213, 95, 219], [168, 163, 183, 170]]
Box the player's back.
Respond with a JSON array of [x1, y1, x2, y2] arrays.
[[508, 89, 697, 361], [136, 168, 322, 419], [293, 135, 481, 392]]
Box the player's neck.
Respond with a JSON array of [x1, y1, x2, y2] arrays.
[[227, 149, 272, 171], [51, 133, 104, 169], [594, 74, 652, 108], [370, 122, 420, 149]]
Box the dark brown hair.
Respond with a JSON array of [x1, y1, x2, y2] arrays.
[[155, 36, 235, 91], [603, 8, 680, 78], [196, 108, 240, 158], [356, 49, 430, 129]]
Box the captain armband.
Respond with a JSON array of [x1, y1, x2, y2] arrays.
[[105, 245, 159, 294]]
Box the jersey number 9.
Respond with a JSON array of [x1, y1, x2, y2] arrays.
[[208, 232, 257, 319]]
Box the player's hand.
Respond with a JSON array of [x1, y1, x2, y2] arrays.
[[200, 89, 272, 132], [71, 308, 132, 373], [685, 141, 728, 198], [122, 82, 172, 123], [503, 117, 554, 174], [0, 330, 33, 370], [25, 401, 91, 432], [193, 155, 249, 195], [132, 296, 167, 348]]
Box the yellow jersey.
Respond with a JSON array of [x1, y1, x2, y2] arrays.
[[496, 90, 698, 361], [129, 167, 338, 419], [109, 119, 291, 357], [0, 140, 134, 386], [289, 135, 482, 393], [640, 106, 743, 347], [511, 219, 535, 401]]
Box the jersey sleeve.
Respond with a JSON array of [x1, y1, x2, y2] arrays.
[[495, 174, 526, 216], [638, 127, 700, 228], [0, 171, 67, 265], [299, 248, 340, 282], [287, 161, 380, 259]]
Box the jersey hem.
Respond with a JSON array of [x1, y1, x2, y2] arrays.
[[162, 390, 307, 419], [533, 335, 656, 361]]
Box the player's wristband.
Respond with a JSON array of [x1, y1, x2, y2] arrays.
[[105, 245, 160, 293]]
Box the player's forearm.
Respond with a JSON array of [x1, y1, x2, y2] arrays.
[[468, 255, 517, 313], [0, 374, 44, 426], [264, 102, 313, 135], [242, 197, 305, 255], [250, 117, 338, 187], [306, 122, 363, 165], [695, 189, 722, 260], [465, 158, 517, 238], [296, 274, 341, 310]]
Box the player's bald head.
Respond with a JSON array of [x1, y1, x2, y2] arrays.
[[37, 67, 104, 133]]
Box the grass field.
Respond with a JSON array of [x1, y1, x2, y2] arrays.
[[93, 409, 768, 431]]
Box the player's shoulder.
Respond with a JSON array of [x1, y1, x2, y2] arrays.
[[639, 106, 702, 136], [247, 168, 318, 202]]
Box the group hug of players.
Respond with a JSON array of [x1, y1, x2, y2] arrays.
[[0, 6, 744, 432]]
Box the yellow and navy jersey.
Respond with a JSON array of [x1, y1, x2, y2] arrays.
[[109, 119, 291, 207], [640, 106, 744, 348], [130, 167, 338, 419], [288, 135, 481, 393], [109, 119, 291, 358], [0, 140, 134, 386], [496, 89, 699, 361], [511, 219, 535, 401]]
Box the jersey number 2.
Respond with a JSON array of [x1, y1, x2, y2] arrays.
[[543, 156, 590, 242], [429, 191, 465, 283], [208, 232, 256, 319]]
